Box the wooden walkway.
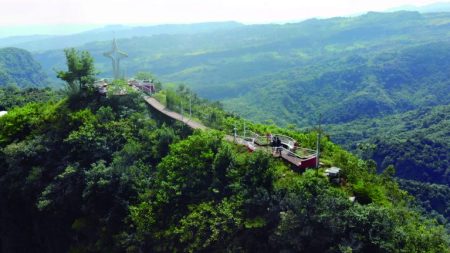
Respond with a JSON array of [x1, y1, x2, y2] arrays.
[[144, 96, 208, 130], [142, 95, 314, 168]]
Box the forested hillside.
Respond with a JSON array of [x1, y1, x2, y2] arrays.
[[398, 179, 450, 225], [32, 12, 450, 124], [0, 22, 243, 52], [31, 11, 450, 199], [0, 48, 48, 88], [326, 105, 450, 184], [0, 86, 60, 111], [0, 50, 449, 252], [1, 86, 449, 253], [34, 12, 450, 118], [225, 41, 450, 124], [325, 104, 449, 216]]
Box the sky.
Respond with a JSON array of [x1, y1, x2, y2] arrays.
[[0, 0, 445, 36]]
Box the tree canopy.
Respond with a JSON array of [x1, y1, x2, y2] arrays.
[[0, 83, 448, 252], [0, 49, 449, 252], [57, 48, 96, 91]]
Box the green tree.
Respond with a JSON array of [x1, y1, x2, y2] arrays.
[[57, 48, 96, 92], [135, 72, 155, 81], [382, 165, 396, 180], [173, 198, 243, 252]]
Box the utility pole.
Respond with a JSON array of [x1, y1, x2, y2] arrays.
[[181, 103, 183, 121], [316, 113, 322, 168], [243, 122, 246, 138], [233, 122, 237, 143], [189, 95, 192, 118]]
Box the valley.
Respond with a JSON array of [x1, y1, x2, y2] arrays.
[[0, 7, 449, 251], [31, 11, 450, 186]]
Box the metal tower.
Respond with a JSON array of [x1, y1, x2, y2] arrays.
[[103, 38, 128, 79]]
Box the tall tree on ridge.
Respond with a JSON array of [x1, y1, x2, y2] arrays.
[[57, 48, 96, 92]]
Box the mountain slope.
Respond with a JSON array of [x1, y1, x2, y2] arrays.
[[34, 12, 450, 119], [0, 47, 48, 88], [0, 85, 448, 252], [389, 2, 450, 13], [31, 11, 450, 187], [0, 22, 243, 52], [224, 41, 450, 125], [325, 104, 450, 185]]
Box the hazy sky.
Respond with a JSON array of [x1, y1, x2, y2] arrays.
[[0, 0, 443, 26], [0, 0, 444, 29]]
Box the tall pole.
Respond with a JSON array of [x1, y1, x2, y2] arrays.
[[181, 103, 183, 121], [189, 96, 192, 118], [233, 122, 237, 143], [244, 122, 246, 138], [316, 113, 322, 168]]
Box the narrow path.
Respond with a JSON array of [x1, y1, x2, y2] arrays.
[[142, 94, 315, 168], [143, 96, 249, 144], [143, 96, 208, 130]]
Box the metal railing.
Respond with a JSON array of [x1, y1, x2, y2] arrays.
[[272, 134, 296, 150], [277, 147, 317, 161], [233, 130, 317, 158]]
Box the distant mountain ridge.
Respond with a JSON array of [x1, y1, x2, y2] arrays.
[[32, 12, 450, 124], [0, 22, 243, 52], [326, 104, 450, 185], [25, 11, 450, 187], [0, 47, 48, 88], [388, 2, 450, 13]]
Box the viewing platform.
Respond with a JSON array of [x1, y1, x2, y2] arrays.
[[134, 86, 318, 169]]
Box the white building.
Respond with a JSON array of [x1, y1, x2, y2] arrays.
[[324, 167, 341, 177]]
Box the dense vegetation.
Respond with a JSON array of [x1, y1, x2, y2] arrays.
[[31, 12, 450, 187], [398, 179, 450, 226], [0, 50, 449, 252], [0, 86, 60, 111], [322, 104, 450, 225], [33, 12, 450, 125], [0, 22, 243, 52], [156, 86, 450, 226], [0, 47, 48, 88], [326, 105, 450, 184], [1, 85, 449, 252]]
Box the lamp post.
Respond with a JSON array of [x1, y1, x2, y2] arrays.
[[316, 113, 322, 169], [234, 122, 237, 143], [189, 95, 192, 118], [181, 103, 183, 121]]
